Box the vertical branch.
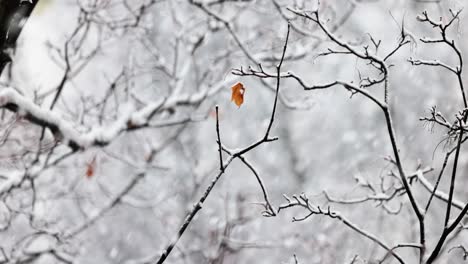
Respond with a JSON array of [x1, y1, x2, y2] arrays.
[[412, 11, 468, 262], [215, 105, 224, 172], [426, 117, 466, 264], [285, 7, 425, 260], [444, 119, 464, 227], [265, 23, 290, 138], [384, 109, 425, 261]]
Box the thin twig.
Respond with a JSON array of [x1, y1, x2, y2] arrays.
[[154, 23, 291, 264], [278, 194, 405, 264], [215, 105, 224, 172]]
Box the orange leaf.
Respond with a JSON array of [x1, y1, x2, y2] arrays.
[[85, 156, 97, 178], [231, 82, 245, 107]]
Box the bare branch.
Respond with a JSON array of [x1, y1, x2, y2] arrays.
[[278, 194, 405, 264]]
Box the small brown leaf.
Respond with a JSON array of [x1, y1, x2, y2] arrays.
[[85, 156, 97, 178], [231, 82, 245, 107]]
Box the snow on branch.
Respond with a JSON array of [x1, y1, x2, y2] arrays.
[[0, 76, 231, 150]]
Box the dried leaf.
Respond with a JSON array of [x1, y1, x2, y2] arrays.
[[85, 156, 97, 178], [231, 82, 245, 107]]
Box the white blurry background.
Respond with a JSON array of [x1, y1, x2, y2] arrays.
[[1, 0, 468, 263]]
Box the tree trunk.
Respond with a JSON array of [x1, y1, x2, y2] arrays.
[[0, 0, 38, 74]]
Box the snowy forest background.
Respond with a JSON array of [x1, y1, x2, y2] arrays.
[[1, 0, 468, 263]]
